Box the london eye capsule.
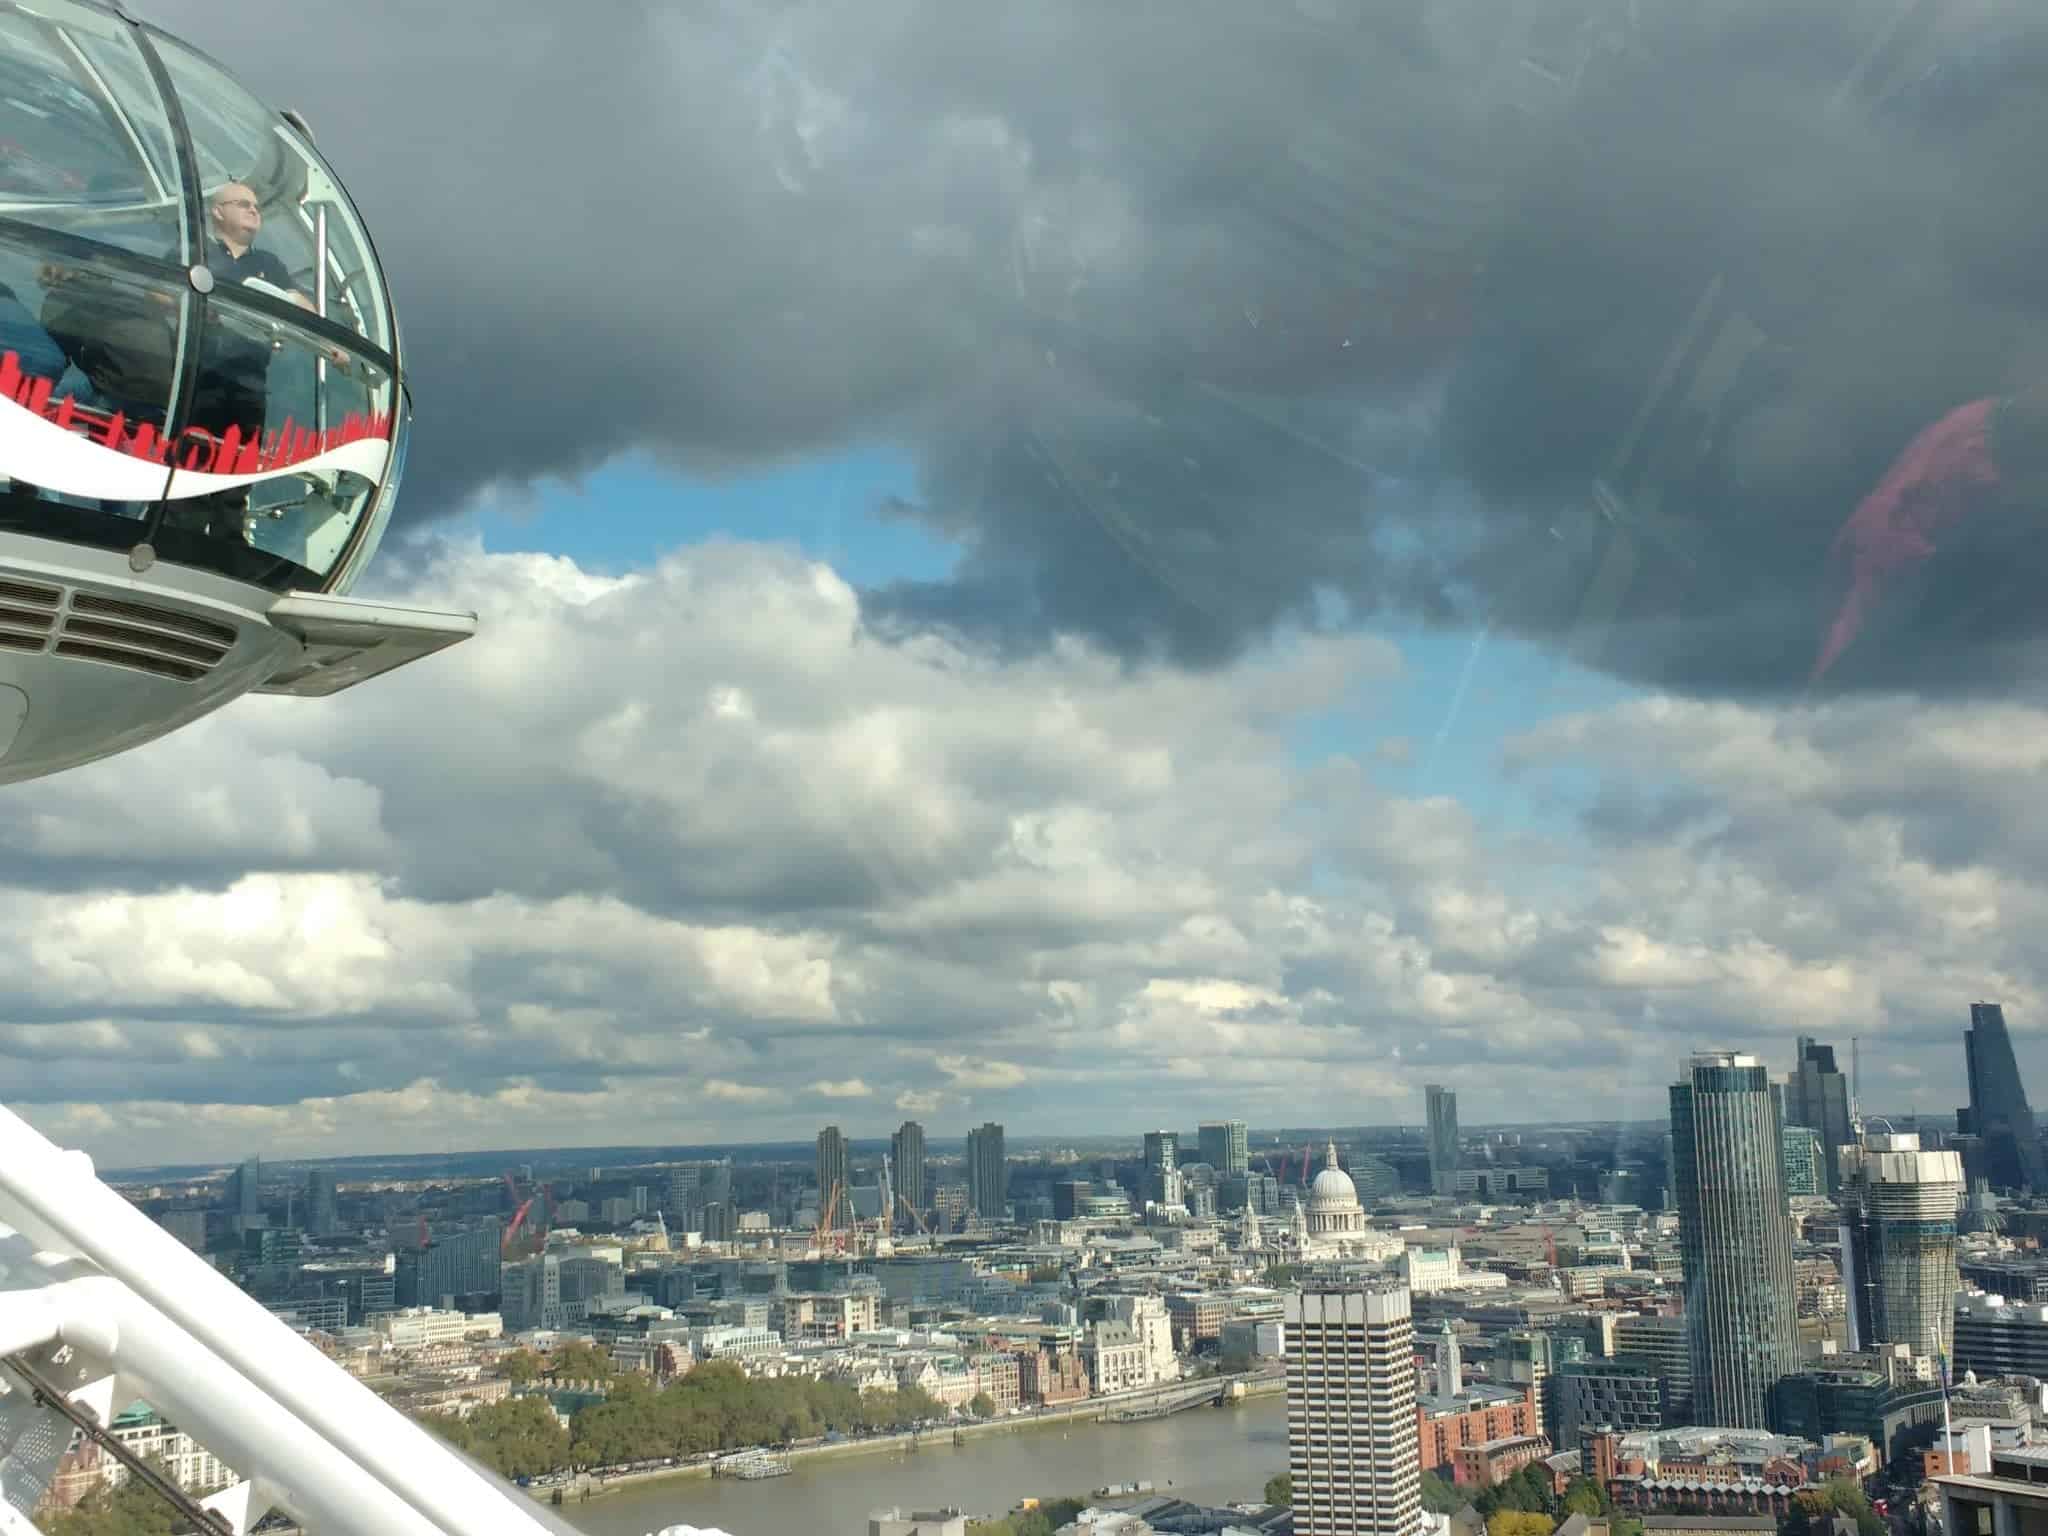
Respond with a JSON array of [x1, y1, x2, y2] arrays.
[[0, 0, 471, 783]]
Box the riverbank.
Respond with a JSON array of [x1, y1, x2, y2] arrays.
[[566, 1391, 1288, 1536], [531, 1371, 1285, 1507]]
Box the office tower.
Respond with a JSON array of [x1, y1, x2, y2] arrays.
[[1838, 1131, 1964, 1359], [891, 1121, 927, 1221], [816, 1127, 853, 1229], [701, 1200, 736, 1243], [226, 1156, 261, 1234], [1962, 1003, 2048, 1193], [667, 1164, 701, 1227], [933, 1182, 971, 1231], [1053, 1179, 1091, 1220], [1286, 1283, 1421, 1536], [967, 1122, 1007, 1219], [1785, 1036, 1855, 1192], [1142, 1130, 1178, 1172], [395, 1219, 503, 1309], [1613, 1312, 1692, 1425], [1426, 1086, 1459, 1195], [306, 1169, 338, 1237], [1555, 1358, 1666, 1450], [1670, 1052, 1800, 1428], [1143, 1130, 1178, 1206], [1782, 1124, 1824, 1198], [1200, 1120, 1250, 1178]]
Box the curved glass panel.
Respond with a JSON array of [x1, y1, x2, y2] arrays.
[[0, 219, 183, 537], [147, 34, 394, 351], [329, 386, 406, 595], [272, 117, 392, 354], [0, 0, 183, 259], [157, 290, 393, 586]]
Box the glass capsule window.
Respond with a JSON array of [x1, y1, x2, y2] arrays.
[[0, 0, 403, 593]]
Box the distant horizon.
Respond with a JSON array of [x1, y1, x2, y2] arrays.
[[102, 1106, 1972, 1183]]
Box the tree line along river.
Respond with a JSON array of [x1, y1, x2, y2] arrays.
[[565, 1393, 1288, 1536]]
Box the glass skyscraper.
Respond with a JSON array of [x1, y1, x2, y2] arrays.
[[1425, 1085, 1459, 1196], [1670, 1052, 1800, 1428], [1962, 1003, 2047, 1193], [1199, 1120, 1250, 1178], [1785, 1036, 1854, 1192]]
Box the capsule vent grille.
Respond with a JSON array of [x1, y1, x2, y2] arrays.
[[0, 572, 241, 683]]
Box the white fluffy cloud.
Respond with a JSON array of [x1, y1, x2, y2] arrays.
[[3, 537, 2038, 1165]]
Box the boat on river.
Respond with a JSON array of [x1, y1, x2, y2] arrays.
[[711, 1450, 791, 1480]]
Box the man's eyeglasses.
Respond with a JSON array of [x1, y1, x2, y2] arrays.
[[216, 197, 260, 212]]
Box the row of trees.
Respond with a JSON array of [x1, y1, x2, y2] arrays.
[[35, 1473, 195, 1536], [426, 1360, 947, 1478], [1416, 1464, 1645, 1536]]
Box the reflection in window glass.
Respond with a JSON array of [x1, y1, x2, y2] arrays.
[[0, 0, 183, 258], [0, 222, 183, 534], [163, 293, 393, 582]]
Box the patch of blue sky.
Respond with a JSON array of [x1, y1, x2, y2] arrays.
[[1284, 616, 1638, 827], [459, 444, 955, 587]]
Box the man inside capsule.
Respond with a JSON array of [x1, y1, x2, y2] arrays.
[[172, 180, 327, 540], [192, 180, 312, 444]]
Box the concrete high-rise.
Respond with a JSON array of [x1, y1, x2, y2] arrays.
[[1785, 1036, 1854, 1193], [816, 1126, 852, 1230], [1425, 1086, 1459, 1196], [890, 1121, 927, 1222], [1839, 1131, 1963, 1360], [1200, 1120, 1250, 1178], [1286, 1283, 1421, 1536], [1962, 1003, 2047, 1193], [1669, 1052, 1800, 1428], [967, 1122, 1006, 1220]]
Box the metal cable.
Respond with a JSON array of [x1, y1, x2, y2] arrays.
[[1, 1353, 231, 1534]]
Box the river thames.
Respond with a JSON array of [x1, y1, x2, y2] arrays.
[[565, 1393, 1288, 1536]]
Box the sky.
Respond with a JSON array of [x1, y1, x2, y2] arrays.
[[12, 0, 2048, 1165]]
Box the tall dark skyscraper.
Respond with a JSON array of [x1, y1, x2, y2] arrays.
[[816, 1126, 852, 1229], [1670, 1052, 1800, 1429], [1425, 1085, 1459, 1195], [1199, 1120, 1250, 1177], [1785, 1036, 1854, 1192], [226, 1156, 262, 1234], [306, 1169, 338, 1237], [890, 1120, 927, 1221], [1962, 1003, 2047, 1193], [1142, 1129, 1178, 1172], [967, 1121, 1007, 1219]]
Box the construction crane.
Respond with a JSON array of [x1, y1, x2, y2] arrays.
[[500, 1176, 555, 1259], [814, 1178, 847, 1256]]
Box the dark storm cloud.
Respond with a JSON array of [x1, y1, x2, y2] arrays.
[[150, 0, 2048, 694]]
